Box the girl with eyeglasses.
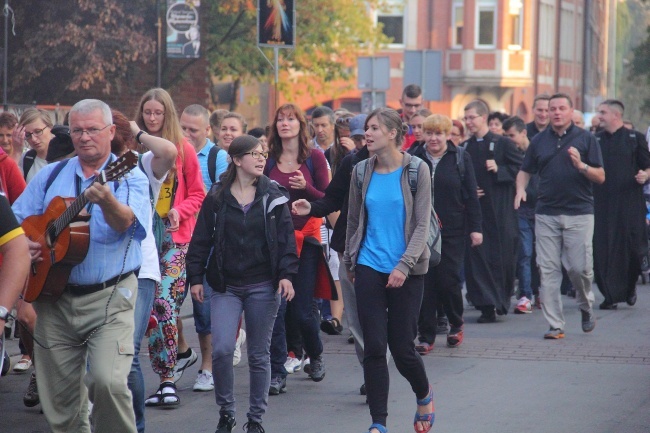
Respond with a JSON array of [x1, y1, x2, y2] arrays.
[[187, 135, 297, 433], [135, 88, 206, 408]]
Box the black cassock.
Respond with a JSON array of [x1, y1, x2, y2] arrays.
[[593, 127, 650, 304], [463, 131, 523, 314]]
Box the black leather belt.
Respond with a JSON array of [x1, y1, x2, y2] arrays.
[[66, 270, 136, 296]]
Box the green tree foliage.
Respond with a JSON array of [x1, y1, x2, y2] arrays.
[[7, 0, 387, 106], [170, 0, 387, 104], [8, 0, 156, 103]]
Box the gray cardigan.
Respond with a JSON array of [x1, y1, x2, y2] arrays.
[[344, 152, 432, 276]]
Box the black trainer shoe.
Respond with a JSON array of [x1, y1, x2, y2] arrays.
[[268, 376, 286, 395], [23, 372, 39, 407], [435, 316, 449, 334], [215, 411, 236, 433], [581, 309, 596, 333], [308, 355, 325, 382], [243, 420, 266, 433], [626, 288, 638, 306]]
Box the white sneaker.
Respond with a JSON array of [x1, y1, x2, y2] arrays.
[[301, 356, 311, 375], [284, 352, 301, 374], [514, 297, 532, 314], [172, 348, 198, 383], [193, 370, 214, 391], [233, 329, 246, 366]]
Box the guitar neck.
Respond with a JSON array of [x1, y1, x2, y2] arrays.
[[50, 178, 101, 239], [45, 152, 137, 241]]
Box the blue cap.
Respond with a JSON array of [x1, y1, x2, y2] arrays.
[[349, 114, 367, 137]]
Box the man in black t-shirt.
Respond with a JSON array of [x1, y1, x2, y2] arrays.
[[515, 93, 604, 340], [526, 94, 550, 140], [0, 195, 31, 373]]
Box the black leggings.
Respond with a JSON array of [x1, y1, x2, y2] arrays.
[[355, 265, 430, 426]]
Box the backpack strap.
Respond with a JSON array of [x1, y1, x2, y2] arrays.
[[407, 158, 421, 196], [456, 145, 466, 183], [44, 159, 70, 195], [355, 159, 368, 191], [207, 146, 220, 185], [138, 154, 156, 209], [22, 149, 37, 181]]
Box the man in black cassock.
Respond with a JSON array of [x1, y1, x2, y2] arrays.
[[462, 100, 523, 322], [593, 99, 650, 309]]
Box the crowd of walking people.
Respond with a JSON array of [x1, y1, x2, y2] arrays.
[[0, 83, 648, 433]]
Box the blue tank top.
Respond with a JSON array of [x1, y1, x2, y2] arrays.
[[358, 168, 406, 274]]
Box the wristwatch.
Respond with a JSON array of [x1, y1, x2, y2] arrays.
[[136, 130, 148, 145], [0, 306, 8, 322], [581, 163, 589, 174]]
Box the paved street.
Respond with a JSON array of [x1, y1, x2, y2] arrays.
[[2, 284, 649, 433]]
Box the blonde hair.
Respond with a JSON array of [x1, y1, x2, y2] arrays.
[[134, 88, 184, 180], [19, 108, 53, 128], [423, 114, 453, 135]]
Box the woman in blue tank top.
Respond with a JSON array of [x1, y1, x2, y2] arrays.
[[344, 108, 434, 433]]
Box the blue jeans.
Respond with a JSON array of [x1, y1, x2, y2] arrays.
[[211, 281, 280, 423], [128, 278, 156, 433], [192, 281, 212, 335], [270, 297, 288, 378], [517, 216, 535, 300]]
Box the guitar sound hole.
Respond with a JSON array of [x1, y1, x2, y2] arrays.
[[46, 226, 57, 248]]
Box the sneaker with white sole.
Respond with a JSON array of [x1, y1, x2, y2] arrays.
[[172, 348, 198, 383], [233, 329, 247, 366], [193, 370, 214, 391], [301, 356, 311, 375], [284, 351, 301, 374], [514, 297, 532, 314]]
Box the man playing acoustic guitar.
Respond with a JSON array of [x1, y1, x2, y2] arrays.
[[12, 99, 150, 433]]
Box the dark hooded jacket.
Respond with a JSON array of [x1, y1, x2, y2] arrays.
[[186, 175, 299, 292]]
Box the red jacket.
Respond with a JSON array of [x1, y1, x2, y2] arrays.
[[0, 149, 26, 204], [170, 140, 206, 244]]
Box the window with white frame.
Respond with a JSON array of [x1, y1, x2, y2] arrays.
[[377, 0, 405, 46], [508, 0, 523, 49], [538, 1, 555, 58], [452, 1, 464, 47], [560, 6, 575, 61], [476, 1, 497, 48]]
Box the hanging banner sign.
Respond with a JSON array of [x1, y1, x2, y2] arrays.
[[167, 0, 200, 58], [258, 0, 295, 48]]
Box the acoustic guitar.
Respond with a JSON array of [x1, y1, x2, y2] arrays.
[[21, 151, 138, 303]]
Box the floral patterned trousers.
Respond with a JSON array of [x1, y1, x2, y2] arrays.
[[148, 232, 189, 378]]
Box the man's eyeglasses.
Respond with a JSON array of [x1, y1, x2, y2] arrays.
[[463, 115, 481, 122], [25, 127, 49, 140], [404, 103, 422, 109], [143, 110, 165, 118], [244, 151, 269, 160], [70, 124, 112, 138]]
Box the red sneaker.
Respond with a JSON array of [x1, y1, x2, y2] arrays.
[[446, 327, 464, 348]]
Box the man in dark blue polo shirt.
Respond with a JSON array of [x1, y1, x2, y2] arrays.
[[515, 93, 605, 340]]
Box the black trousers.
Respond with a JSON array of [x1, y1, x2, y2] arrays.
[[355, 264, 429, 426], [418, 234, 466, 344]]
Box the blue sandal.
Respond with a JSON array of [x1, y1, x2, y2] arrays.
[[414, 385, 435, 433], [367, 423, 388, 433]]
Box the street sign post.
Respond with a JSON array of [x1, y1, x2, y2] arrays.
[[404, 50, 443, 101], [358, 56, 390, 112]]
